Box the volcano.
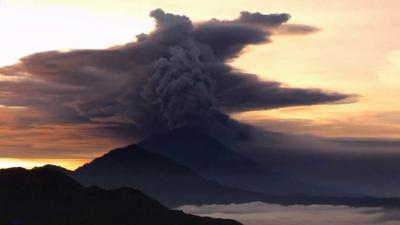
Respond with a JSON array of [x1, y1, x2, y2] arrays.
[[139, 127, 327, 195], [73, 144, 264, 206]]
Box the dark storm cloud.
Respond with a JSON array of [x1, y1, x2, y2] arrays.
[[0, 9, 350, 138], [238, 11, 291, 26]]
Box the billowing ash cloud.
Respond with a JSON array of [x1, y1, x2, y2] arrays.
[[0, 9, 351, 138], [141, 43, 217, 129]]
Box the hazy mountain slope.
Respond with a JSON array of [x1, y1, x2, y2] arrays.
[[74, 144, 265, 206], [139, 127, 327, 195]]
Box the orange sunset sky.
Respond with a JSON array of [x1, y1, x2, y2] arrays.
[[0, 0, 399, 169]]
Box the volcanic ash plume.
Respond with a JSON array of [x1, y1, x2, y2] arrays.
[[0, 9, 349, 139], [141, 43, 217, 129]]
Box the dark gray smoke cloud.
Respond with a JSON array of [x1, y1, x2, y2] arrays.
[[141, 42, 217, 129], [0, 9, 350, 139]]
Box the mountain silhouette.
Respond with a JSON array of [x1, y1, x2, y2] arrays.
[[22, 129, 400, 210], [74, 144, 265, 206], [139, 127, 327, 195], [69, 145, 400, 208], [0, 167, 241, 225]]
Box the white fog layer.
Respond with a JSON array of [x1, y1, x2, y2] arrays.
[[178, 202, 400, 225]]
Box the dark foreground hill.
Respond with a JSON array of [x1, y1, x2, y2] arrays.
[[74, 145, 265, 206], [0, 167, 241, 225]]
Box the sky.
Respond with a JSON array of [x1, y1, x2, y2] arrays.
[[0, 0, 399, 169]]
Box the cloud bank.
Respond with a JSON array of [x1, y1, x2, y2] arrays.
[[0, 9, 349, 139], [179, 202, 400, 225]]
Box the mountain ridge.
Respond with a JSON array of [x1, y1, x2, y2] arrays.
[[37, 163, 400, 209], [139, 127, 329, 195], [0, 167, 242, 225], [73, 144, 265, 206]]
